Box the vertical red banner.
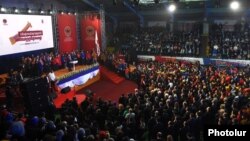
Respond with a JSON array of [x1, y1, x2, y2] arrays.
[[81, 14, 101, 52], [57, 14, 77, 53]]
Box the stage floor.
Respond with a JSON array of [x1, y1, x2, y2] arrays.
[[53, 90, 87, 108]]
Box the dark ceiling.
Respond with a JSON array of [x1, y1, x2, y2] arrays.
[[0, 0, 249, 22], [55, 0, 250, 20]]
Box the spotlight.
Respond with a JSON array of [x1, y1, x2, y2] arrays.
[[168, 4, 176, 13], [27, 9, 32, 13], [48, 10, 53, 14], [230, 1, 240, 10], [40, 10, 44, 14], [14, 9, 19, 13], [1, 7, 6, 12]]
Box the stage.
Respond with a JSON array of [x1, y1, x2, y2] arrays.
[[53, 63, 100, 108], [0, 63, 100, 109]]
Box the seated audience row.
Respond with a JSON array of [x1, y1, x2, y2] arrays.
[[117, 22, 250, 60]]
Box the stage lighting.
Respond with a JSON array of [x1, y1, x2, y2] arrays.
[[230, 1, 240, 10], [48, 10, 53, 14], [1, 7, 6, 12], [14, 8, 19, 13], [168, 4, 176, 13], [27, 9, 32, 13], [40, 10, 44, 14]]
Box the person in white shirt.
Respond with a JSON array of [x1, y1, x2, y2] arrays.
[[47, 69, 57, 92]]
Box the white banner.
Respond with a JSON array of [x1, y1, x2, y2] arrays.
[[57, 69, 99, 89], [0, 14, 54, 56]]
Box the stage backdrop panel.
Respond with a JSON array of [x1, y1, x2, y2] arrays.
[[0, 14, 54, 56], [57, 14, 77, 53], [81, 14, 101, 52]]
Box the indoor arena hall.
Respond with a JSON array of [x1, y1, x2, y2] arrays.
[[0, 0, 249, 141]]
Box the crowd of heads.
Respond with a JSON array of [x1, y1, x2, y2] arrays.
[[119, 27, 201, 57], [1, 59, 250, 141], [1, 20, 250, 141], [5, 50, 97, 90], [209, 22, 250, 59], [117, 22, 250, 60], [15, 50, 96, 78]]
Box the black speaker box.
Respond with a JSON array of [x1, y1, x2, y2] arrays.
[[61, 86, 71, 94], [20, 77, 50, 115]]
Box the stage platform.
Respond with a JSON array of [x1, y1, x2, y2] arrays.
[[0, 64, 100, 109]]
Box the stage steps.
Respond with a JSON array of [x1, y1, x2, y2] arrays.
[[100, 66, 125, 84]]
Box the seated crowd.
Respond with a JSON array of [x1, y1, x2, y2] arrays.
[[119, 27, 201, 57], [209, 22, 250, 59], [117, 22, 250, 60], [1, 59, 249, 141]]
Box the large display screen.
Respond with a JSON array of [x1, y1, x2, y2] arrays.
[[0, 14, 54, 56]]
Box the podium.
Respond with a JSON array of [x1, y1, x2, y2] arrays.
[[70, 60, 78, 71]]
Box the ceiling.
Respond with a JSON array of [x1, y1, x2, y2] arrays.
[[0, 0, 249, 22]]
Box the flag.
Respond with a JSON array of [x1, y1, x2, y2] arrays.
[[95, 30, 100, 56]]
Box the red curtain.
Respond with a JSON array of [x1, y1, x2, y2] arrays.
[[57, 14, 77, 53], [81, 14, 101, 52]]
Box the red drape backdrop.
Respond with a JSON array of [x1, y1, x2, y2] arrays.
[[57, 14, 77, 53], [81, 14, 101, 52]]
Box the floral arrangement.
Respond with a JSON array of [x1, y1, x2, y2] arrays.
[[57, 63, 99, 81]]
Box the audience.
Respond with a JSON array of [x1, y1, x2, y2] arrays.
[[117, 22, 250, 60], [1, 21, 250, 141], [119, 27, 201, 57], [209, 22, 250, 59], [16, 50, 96, 78], [1, 59, 249, 141]]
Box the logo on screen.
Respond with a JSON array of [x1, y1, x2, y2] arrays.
[[9, 22, 43, 45], [64, 26, 72, 37], [2, 19, 7, 25]]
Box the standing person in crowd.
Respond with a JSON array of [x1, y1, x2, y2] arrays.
[[80, 50, 86, 65], [47, 69, 57, 93], [86, 51, 92, 65]]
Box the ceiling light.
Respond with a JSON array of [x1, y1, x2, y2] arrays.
[[168, 4, 176, 13]]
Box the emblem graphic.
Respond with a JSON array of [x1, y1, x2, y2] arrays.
[[86, 26, 95, 37], [64, 26, 72, 37]]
